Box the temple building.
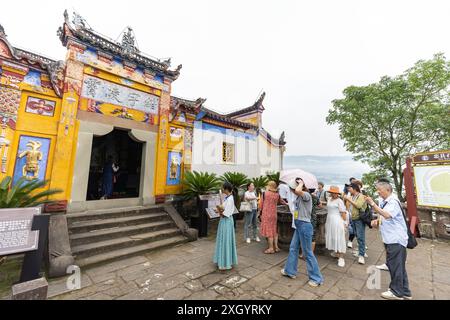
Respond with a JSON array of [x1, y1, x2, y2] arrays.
[[0, 11, 286, 212]]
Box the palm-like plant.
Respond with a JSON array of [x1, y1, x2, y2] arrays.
[[0, 176, 63, 208], [265, 171, 280, 185], [181, 171, 221, 200], [250, 175, 269, 196], [219, 172, 250, 215]]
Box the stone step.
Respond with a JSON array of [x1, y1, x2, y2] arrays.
[[75, 235, 188, 269], [72, 228, 183, 258], [69, 220, 177, 246], [66, 205, 165, 223], [68, 213, 169, 233]]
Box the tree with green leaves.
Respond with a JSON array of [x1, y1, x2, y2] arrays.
[[327, 53, 450, 200]]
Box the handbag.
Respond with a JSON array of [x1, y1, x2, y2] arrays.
[[240, 201, 252, 212], [395, 200, 418, 249]]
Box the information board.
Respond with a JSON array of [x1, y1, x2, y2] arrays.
[[0, 207, 41, 256], [413, 165, 450, 208]]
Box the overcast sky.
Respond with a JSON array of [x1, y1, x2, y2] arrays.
[[1, 0, 449, 156]]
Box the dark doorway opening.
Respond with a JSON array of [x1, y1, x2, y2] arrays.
[[86, 129, 143, 200]]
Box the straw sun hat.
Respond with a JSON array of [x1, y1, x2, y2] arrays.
[[328, 185, 341, 194]]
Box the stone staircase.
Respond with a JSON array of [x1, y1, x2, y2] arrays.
[[66, 205, 189, 268]]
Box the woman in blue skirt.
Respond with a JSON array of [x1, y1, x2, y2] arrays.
[[213, 182, 238, 271]]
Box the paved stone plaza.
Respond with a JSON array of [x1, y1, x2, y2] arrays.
[[46, 220, 450, 300]]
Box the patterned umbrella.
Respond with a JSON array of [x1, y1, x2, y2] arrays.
[[280, 169, 319, 190]]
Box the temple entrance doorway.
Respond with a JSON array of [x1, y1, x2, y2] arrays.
[[86, 128, 143, 200]]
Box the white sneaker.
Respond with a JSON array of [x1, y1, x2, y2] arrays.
[[353, 251, 368, 258], [255, 237, 261, 242], [338, 258, 345, 267], [376, 263, 389, 271], [347, 241, 353, 249], [281, 269, 296, 279], [381, 290, 403, 300], [358, 256, 365, 265], [308, 280, 320, 287], [246, 238, 251, 244]]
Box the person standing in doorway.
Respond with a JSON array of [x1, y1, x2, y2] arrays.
[[344, 183, 368, 264], [101, 155, 119, 199], [365, 181, 411, 300], [213, 182, 238, 271], [281, 178, 323, 287], [244, 182, 261, 244]]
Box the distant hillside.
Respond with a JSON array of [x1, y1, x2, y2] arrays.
[[283, 155, 372, 187]]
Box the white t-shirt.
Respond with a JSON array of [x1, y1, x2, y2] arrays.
[[244, 191, 258, 209], [223, 194, 235, 218]]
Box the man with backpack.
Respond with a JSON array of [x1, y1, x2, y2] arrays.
[[365, 181, 412, 300]]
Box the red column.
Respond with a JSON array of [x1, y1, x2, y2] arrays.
[[403, 157, 419, 236]]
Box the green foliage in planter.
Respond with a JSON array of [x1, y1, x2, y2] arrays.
[[219, 172, 250, 215], [181, 171, 221, 200], [265, 171, 280, 185], [0, 176, 62, 208], [250, 175, 269, 196]]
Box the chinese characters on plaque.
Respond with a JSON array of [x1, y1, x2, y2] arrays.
[[81, 75, 160, 115]]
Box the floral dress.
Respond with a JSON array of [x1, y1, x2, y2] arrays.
[[260, 191, 280, 238]]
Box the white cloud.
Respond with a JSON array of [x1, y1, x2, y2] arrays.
[[1, 0, 448, 156]]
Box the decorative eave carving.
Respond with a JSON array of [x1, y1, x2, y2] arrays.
[[169, 96, 206, 121], [58, 10, 182, 80], [226, 91, 266, 118], [1, 23, 64, 96]]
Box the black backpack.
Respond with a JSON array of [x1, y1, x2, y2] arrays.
[[357, 195, 373, 228]]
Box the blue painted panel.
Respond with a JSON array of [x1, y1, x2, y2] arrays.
[[200, 122, 256, 140], [13, 135, 51, 185], [23, 70, 41, 87], [166, 151, 182, 185]]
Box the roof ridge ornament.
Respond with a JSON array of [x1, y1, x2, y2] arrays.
[[0, 24, 6, 37], [121, 26, 138, 56], [72, 11, 90, 30]]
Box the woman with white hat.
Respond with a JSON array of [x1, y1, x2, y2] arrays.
[[325, 186, 348, 267]]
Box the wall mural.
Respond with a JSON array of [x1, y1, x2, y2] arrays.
[[170, 127, 183, 141], [75, 49, 170, 93], [81, 75, 160, 115], [0, 85, 20, 129], [166, 151, 182, 185], [23, 70, 42, 87], [25, 96, 56, 117], [13, 135, 50, 185]]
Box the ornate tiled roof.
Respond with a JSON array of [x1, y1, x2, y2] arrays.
[[226, 92, 266, 118], [260, 127, 286, 147], [57, 10, 182, 80], [171, 96, 258, 130], [0, 23, 64, 96]]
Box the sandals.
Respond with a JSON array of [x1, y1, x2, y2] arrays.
[[264, 248, 275, 254], [275, 248, 281, 253]]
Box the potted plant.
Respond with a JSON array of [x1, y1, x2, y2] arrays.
[[265, 171, 280, 185], [250, 175, 269, 196], [219, 172, 249, 220], [181, 171, 221, 236]]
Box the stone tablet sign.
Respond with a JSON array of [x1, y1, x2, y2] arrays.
[[0, 207, 41, 256], [199, 194, 222, 219]]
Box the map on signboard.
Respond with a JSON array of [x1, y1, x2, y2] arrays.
[[413, 165, 450, 208], [0, 207, 41, 256]]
